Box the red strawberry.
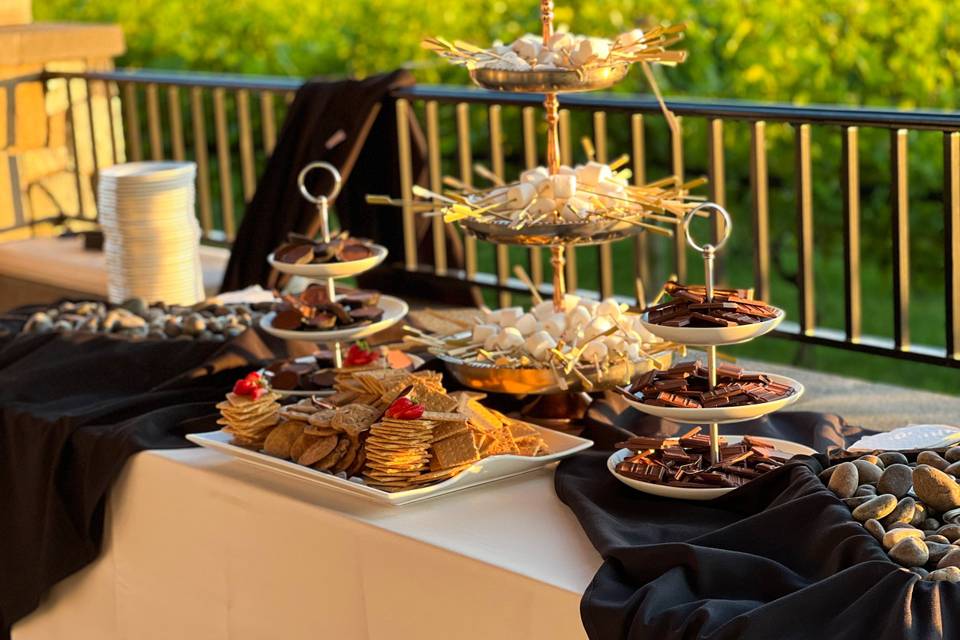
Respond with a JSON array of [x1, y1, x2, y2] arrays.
[[344, 343, 378, 366], [233, 378, 257, 397], [385, 396, 423, 419]]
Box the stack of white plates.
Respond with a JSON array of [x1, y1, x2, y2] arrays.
[[98, 162, 204, 306]]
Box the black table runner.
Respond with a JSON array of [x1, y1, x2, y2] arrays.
[[0, 321, 291, 638], [557, 394, 953, 640]]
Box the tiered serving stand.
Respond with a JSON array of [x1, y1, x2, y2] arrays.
[[260, 161, 409, 370], [610, 203, 811, 500], [425, 2, 688, 425]]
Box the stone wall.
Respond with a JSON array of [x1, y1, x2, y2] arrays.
[[0, 17, 125, 239]]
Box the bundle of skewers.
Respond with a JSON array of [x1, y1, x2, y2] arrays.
[[421, 24, 687, 75]]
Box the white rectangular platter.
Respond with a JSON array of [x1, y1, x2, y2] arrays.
[[187, 427, 593, 506]]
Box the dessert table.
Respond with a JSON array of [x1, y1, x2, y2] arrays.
[[13, 448, 598, 640]]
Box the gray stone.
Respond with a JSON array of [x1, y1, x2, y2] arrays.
[[858, 454, 884, 468], [78, 316, 99, 333], [852, 495, 898, 521], [943, 508, 960, 525], [913, 465, 960, 512], [924, 518, 942, 531], [115, 314, 147, 330], [918, 451, 951, 471], [938, 524, 960, 542], [120, 297, 148, 316], [855, 485, 878, 497], [925, 534, 951, 545], [52, 320, 72, 333], [926, 566, 960, 582], [878, 464, 913, 498], [852, 460, 883, 484], [938, 549, 960, 570], [843, 496, 874, 509], [23, 312, 53, 333], [945, 461, 960, 478], [879, 452, 909, 467], [911, 503, 929, 527], [947, 448, 960, 463], [889, 538, 929, 567], [147, 329, 165, 340], [163, 319, 182, 338], [828, 462, 859, 498], [926, 541, 954, 565], [883, 527, 924, 550], [881, 497, 917, 528], [225, 326, 246, 338], [183, 314, 206, 335], [864, 519, 885, 542], [889, 522, 916, 530], [197, 330, 215, 341]]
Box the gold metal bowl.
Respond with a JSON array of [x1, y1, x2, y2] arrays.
[[469, 64, 630, 93], [460, 216, 646, 247], [436, 349, 673, 396]]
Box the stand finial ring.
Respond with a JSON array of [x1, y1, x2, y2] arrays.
[[297, 161, 342, 205], [682, 202, 732, 254]]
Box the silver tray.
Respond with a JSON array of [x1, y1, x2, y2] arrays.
[[469, 64, 630, 93], [460, 216, 646, 247]]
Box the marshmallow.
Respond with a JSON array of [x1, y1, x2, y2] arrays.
[[537, 50, 561, 67], [521, 166, 549, 186], [561, 197, 591, 222], [494, 306, 524, 325], [576, 161, 612, 187], [567, 304, 592, 330], [514, 312, 538, 336], [604, 335, 626, 354], [472, 323, 499, 343], [626, 342, 641, 360], [596, 298, 623, 321], [511, 36, 541, 61], [548, 31, 575, 51], [550, 173, 577, 199], [483, 334, 499, 351], [581, 340, 608, 362], [616, 28, 646, 48], [558, 164, 576, 176], [525, 330, 557, 360], [507, 182, 537, 208], [532, 299, 557, 320], [529, 196, 557, 217], [570, 37, 611, 66], [561, 293, 581, 311], [585, 316, 614, 340], [543, 313, 566, 339], [496, 327, 524, 350]]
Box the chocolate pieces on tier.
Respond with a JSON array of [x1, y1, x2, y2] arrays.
[[645, 281, 780, 328], [614, 428, 790, 488], [274, 231, 375, 265], [271, 285, 384, 332], [627, 360, 794, 409]]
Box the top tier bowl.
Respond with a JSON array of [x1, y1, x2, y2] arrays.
[[469, 63, 630, 93]]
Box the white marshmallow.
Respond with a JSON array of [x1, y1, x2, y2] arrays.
[[507, 182, 537, 208], [561, 293, 581, 311], [550, 174, 577, 199], [494, 306, 524, 325], [558, 164, 576, 176], [604, 335, 626, 354], [585, 316, 614, 340], [548, 31, 575, 51], [576, 161, 612, 187], [570, 37, 611, 66], [483, 334, 499, 351], [581, 341, 608, 362], [514, 313, 538, 336], [511, 36, 541, 61], [625, 342, 641, 360], [597, 298, 623, 321], [532, 299, 557, 320], [472, 323, 499, 343], [521, 166, 549, 186], [543, 313, 566, 339], [567, 305, 592, 330], [537, 49, 561, 66], [616, 28, 646, 48], [524, 330, 557, 360], [561, 197, 591, 221], [529, 197, 557, 216], [496, 327, 524, 350]]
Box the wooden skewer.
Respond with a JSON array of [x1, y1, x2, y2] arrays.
[[512, 265, 543, 305], [473, 163, 504, 186]]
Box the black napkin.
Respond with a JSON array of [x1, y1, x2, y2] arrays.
[[0, 323, 284, 638], [556, 393, 954, 639]]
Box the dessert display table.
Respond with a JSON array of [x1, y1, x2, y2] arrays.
[[13, 449, 597, 640]]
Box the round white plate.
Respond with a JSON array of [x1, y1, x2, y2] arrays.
[[641, 308, 785, 346], [259, 295, 408, 342], [100, 161, 196, 182], [622, 373, 805, 424], [267, 244, 388, 279], [607, 435, 817, 500]]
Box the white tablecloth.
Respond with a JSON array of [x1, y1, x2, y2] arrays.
[[13, 449, 601, 640]]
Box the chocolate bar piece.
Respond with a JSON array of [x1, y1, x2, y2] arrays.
[[656, 392, 701, 408], [648, 281, 780, 327]]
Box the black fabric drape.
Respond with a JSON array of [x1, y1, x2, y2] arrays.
[[557, 394, 953, 640], [220, 70, 461, 293], [0, 311, 296, 638]]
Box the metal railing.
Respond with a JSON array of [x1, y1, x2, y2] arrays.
[[3, 68, 960, 369]]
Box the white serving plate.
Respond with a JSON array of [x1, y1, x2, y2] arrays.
[[640, 308, 784, 346], [187, 427, 593, 506], [267, 244, 388, 279], [622, 373, 804, 424], [848, 424, 960, 452], [607, 435, 817, 501], [259, 295, 408, 343]]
